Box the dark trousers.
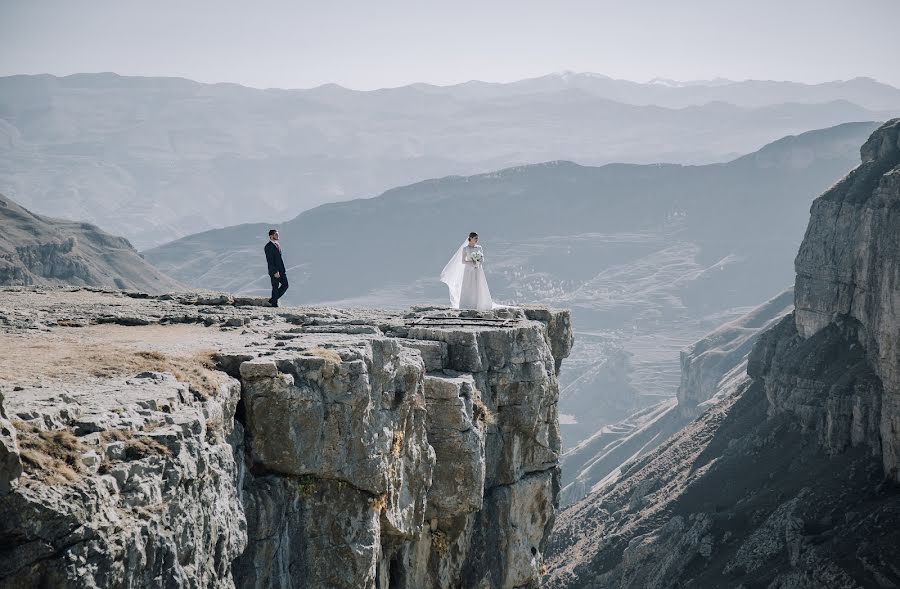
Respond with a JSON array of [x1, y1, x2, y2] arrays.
[[270, 273, 289, 301]]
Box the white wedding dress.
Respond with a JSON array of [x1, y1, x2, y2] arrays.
[[440, 242, 494, 310]]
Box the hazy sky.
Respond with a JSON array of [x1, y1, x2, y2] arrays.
[[2, 0, 899, 89]]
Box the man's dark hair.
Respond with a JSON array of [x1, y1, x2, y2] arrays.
[[468, 232, 478, 239], [268, 229, 278, 237]]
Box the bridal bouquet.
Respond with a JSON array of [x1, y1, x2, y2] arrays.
[[469, 250, 484, 266]]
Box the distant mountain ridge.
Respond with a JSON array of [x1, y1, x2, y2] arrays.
[[0, 194, 179, 292], [1, 72, 896, 248], [145, 121, 878, 303], [410, 71, 900, 110]]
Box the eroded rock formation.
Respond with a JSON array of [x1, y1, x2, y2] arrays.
[[0, 373, 247, 588], [0, 287, 572, 588], [792, 118, 900, 480], [676, 288, 794, 416]]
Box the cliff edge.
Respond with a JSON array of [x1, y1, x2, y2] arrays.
[[0, 287, 572, 588]]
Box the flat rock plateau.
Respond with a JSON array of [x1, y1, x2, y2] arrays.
[[0, 287, 572, 588]]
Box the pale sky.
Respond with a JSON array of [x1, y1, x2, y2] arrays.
[[1, 0, 899, 89]]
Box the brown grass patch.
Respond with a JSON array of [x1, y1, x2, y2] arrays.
[[16, 428, 85, 484], [370, 493, 388, 513], [100, 429, 172, 460], [100, 429, 130, 442], [310, 348, 342, 365], [473, 398, 496, 425], [0, 323, 232, 389], [123, 437, 172, 460], [73, 346, 226, 398]]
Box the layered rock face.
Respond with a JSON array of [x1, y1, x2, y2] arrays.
[[0, 374, 247, 587], [0, 288, 572, 588], [676, 288, 794, 416], [792, 118, 900, 480], [544, 120, 900, 587], [230, 307, 573, 588]]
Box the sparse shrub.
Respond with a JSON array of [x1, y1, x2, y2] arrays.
[[100, 429, 172, 460], [310, 348, 342, 365], [293, 475, 318, 497]]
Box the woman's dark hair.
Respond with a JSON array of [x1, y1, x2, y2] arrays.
[[468, 232, 478, 240]]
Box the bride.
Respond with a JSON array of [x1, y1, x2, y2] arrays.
[[440, 232, 494, 310]]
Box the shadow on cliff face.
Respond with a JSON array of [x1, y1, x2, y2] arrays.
[[546, 308, 900, 587], [547, 372, 899, 588], [546, 313, 900, 588]]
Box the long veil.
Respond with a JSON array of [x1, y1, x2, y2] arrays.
[[439, 240, 468, 309]]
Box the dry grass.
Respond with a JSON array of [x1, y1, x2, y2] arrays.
[[310, 347, 343, 365], [473, 398, 497, 425], [14, 423, 85, 484], [122, 437, 172, 460], [100, 429, 130, 442], [370, 493, 388, 513], [0, 323, 232, 391], [72, 346, 226, 397], [100, 429, 172, 459]]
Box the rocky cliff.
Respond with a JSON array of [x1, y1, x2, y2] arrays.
[[0, 195, 180, 293], [791, 118, 900, 481], [0, 287, 572, 588], [675, 288, 794, 417], [544, 119, 900, 587]]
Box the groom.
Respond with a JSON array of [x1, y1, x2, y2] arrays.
[[264, 229, 288, 307]]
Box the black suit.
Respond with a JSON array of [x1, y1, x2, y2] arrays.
[[265, 240, 289, 303]]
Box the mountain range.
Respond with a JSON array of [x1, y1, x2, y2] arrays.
[[413, 72, 900, 110], [1, 72, 897, 248], [145, 121, 881, 450]]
